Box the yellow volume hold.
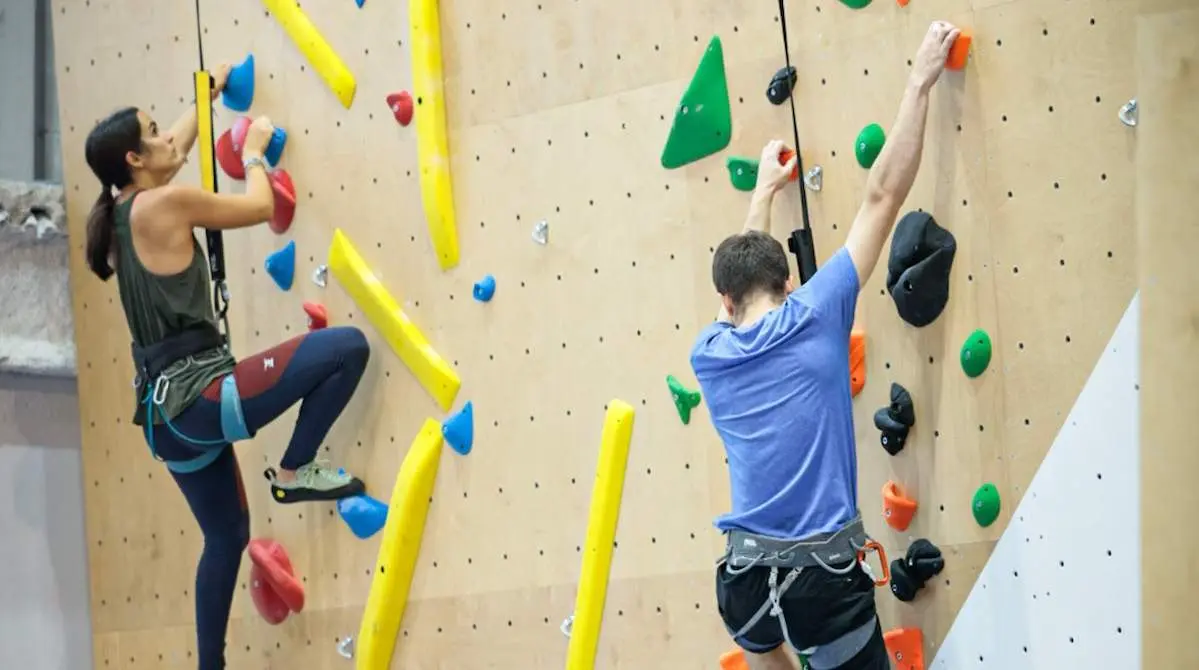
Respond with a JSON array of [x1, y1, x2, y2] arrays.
[[356, 418, 444, 670], [327, 229, 461, 411], [260, 0, 356, 108], [566, 400, 636, 670], [410, 0, 459, 270]]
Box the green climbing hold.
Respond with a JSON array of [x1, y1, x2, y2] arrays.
[[972, 482, 1001, 527], [667, 375, 702, 425], [660, 36, 733, 170], [960, 328, 993, 378], [855, 123, 886, 168], [839, 0, 873, 8], [725, 156, 759, 192]]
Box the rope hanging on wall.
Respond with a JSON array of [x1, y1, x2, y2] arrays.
[[191, 0, 232, 350], [776, 0, 819, 285]]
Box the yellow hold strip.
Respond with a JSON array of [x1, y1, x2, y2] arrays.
[[566, 400, 636, 670], [193, 72, 217, 193], [260, 0, 356, 108], [356, 418, 444, 670], [410, 0, 459, 270], [327, 229, 460, 411]]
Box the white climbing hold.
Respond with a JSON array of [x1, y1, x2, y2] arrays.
[[312, 264, 328, 288], [560, 614, 573, 638], [532, 220, 549, 245], [1118, 99, 1138, 127], [337, 636, 354, 659], [804, 165, 823, 192]]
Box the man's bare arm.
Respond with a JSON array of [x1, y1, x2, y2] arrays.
[[844, 21, 959, 287]]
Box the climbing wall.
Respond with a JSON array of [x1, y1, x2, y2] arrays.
[[49, 0, 1168, 667]]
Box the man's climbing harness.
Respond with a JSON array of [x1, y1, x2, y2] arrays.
[[775, 0, 818, 284], [718, 514, 889, 654]]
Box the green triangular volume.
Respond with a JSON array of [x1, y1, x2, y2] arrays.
[[660, 36, 733, 170]]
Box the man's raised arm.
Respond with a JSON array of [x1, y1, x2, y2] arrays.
[[844, 21, 960, 287]]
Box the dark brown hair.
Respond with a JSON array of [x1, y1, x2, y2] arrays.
[[712, 230, 790, 313], [83, 107, 142, 280]]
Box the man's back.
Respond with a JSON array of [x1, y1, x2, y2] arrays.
[[691, 247, 861, 539]]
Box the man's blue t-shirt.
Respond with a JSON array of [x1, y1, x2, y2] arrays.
[[690, 246, 861, 540]]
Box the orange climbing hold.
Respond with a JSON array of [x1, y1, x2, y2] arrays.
[[850, 328, 867, 397], [719, 648, 750, 670], [778, 147, 800, 182], [884, 627, 925, 670], [946, 28, 972, 70], [882, 480, 918, 531]]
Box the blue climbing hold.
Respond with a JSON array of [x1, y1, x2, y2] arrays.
[[472, 274, 496, 302], [442, 401, 474, 455], [264, 127, 288, 167], [337, 494, 388, 539], [222, 54, 255, 113], [265, 240, 296, 291], [354, 0, 365, 7]]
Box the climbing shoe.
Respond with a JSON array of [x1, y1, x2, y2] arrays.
[[264, 461, 365, 504]]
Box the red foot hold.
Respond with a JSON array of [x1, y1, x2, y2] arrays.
[[387, 91, 414, 126], [247, 538, 305, 614], [304, 301, 328, 330], [216, 129, 245, 180], [269, 169, 297, 235], [249, 563, 291, 624]]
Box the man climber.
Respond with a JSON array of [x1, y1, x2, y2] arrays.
[[690, 20, 961, 670]]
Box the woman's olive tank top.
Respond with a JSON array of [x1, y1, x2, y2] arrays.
[[113, 191, 235, 425]]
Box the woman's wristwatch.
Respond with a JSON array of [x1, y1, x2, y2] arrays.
[[242, 154, 268, 174]]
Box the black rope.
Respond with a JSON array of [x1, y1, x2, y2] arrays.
[[776, 0, 819, 284], [193, 0, 231, 346]]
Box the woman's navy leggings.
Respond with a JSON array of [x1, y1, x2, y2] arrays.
[[147, 326, 370, 669]]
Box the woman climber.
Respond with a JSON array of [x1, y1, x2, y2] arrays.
[[82, 63, 368, 669]]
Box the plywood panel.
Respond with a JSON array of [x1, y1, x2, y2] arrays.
[[51, 0, 1144, 666], [1137, 5, 1199, 668]]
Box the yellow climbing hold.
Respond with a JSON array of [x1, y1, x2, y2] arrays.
[[411, 0, 459, 270], [356, 418, 444, 669], [260, 0, 356, 108], [327, 229, 460, 411], [566, 400, 636, 670]]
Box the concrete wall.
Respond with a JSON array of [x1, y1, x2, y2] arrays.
[[0, 373, 92, 670], [0, 0, 61, 182], [0, 1, 89, 667]]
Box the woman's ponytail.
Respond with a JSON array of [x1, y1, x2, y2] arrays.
[[83, 106, 141, 281], [85, 185, 118, 280]]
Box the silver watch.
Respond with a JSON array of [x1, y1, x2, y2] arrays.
[[242, 155, 268, 173]]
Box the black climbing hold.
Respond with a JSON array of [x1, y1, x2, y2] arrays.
[[766, 65, 797, 105], [874, 382, 915, 455], [886, 211, 957, 327], [890, 538, 944, 603]]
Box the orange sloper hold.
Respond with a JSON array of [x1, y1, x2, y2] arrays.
[[946, 28, 973, 70], [882, 480, 918, 531], [719, 649, 750, 670], [884, 628, 925, 670], [850, 328, 867, 397]]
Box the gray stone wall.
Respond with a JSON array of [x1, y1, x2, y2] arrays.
[[0, 179, 75, 377]]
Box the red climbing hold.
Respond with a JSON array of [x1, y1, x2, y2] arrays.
[[269, 169, 297, 235], [247, 538, 305, 615], [304, 301, 328, 330], [387, 91, 414, 126], [778, 147, 800, 182], [215, 129, 245, 180], [249, 562, 291, 624], [230, 115, 252, 154]]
